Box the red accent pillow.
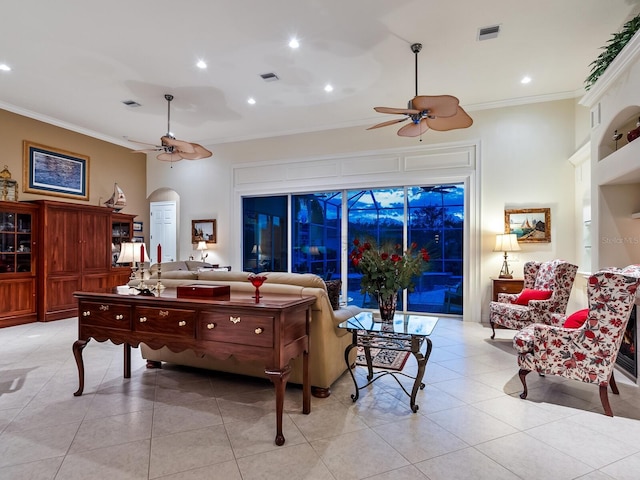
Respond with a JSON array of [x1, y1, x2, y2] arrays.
[[564, 309, 589, 328], [514, 288, 553, 305]]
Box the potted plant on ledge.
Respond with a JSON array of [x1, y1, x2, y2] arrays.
[[349, 238, 431, 322]]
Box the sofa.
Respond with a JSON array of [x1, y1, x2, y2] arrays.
[[131, 261, 361, 396]]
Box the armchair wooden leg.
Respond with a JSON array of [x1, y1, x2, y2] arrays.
[[490, 321, 496, 339], [599, 385, 614, 417], [609, 371, 619, 395], [518, 369, 530, 399]]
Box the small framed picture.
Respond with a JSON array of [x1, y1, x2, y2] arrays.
[[505, 208, 551, 243], [133, 221, 143, 232], [133, 236, 144, 243]]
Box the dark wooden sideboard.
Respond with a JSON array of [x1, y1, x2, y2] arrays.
[[72, 288, 315, 446]]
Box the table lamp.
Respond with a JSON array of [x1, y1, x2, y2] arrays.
[[197, 241, 208, 262], [493, 233, 521, 279]]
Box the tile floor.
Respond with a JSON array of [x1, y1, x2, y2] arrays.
[[2, 317, 640, 479]]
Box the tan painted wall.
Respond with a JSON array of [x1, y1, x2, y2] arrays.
[[2, 108, 148, 229]]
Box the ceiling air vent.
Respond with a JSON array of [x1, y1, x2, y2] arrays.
[[478, 25, 500, 41], [122, 100, 141, 107], [260, 72, 279, 82]]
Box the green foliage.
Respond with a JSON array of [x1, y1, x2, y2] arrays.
[[349, 238, 431, 301], [585, 14, 640, 91]]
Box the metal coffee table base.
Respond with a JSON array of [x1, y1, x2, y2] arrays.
[[344, 335, 433, 413]]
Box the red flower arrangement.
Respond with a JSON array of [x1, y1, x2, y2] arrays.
[[349, 238, 431, 301]]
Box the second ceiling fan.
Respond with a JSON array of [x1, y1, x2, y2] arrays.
[[368, 43, 473, 137], [132, 94, 212, 162]]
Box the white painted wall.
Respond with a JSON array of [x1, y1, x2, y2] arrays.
[[147, 98, 586, 322]]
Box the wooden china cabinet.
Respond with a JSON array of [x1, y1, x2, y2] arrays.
[[0, 201, 38, 327], [34, 200, 136, 322]]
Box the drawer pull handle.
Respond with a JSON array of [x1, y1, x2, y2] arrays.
[[207, 323, 216, 329], [178, 321, 186, 327], [82, 311, 90, 317], [159, 310, 169, 317], [254, 327, 264, 335], [115, 314, 124, 320], [139, 316, 147, 323], [230, 316, 241, 324], [99, 304, 109, 311]]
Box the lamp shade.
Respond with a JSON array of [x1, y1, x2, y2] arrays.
[[116, 242, 150, 264], [197, 241, 207, 251], [494, 233, 521, 252]]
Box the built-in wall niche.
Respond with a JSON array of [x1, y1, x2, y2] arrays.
[[598, 106, 640, 161]]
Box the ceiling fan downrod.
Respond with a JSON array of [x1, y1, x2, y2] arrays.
[[164, 94, 174, 139], [411, 43, 422, 98]]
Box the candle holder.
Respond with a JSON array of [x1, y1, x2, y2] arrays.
[[155, 262, 165, 292]]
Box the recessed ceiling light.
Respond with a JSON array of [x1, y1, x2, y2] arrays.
[[324, 84, 334, 92], [0, 64, 11, 72], [521, 76, 532, 84], [289, 38, 299, 49], [196, 60, 207, 69], [247, 97, 256, 105]]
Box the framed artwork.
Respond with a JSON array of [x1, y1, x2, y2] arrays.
[[133, 221, 143, 232], [133, 236, 144, 243], [192, 219, 217, 244], [505, 208, 551, 243], [23, 141, 89, 200]]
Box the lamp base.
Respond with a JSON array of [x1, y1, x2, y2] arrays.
[[498, 254, 512, 279]]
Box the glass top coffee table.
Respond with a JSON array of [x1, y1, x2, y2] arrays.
[[338, 312, 438, 412]]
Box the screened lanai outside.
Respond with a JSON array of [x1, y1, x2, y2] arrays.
[[346, 185, 463, 314], [241, 183, 464, 315]]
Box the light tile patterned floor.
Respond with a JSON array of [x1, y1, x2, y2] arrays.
[[1, 317, 640, 479]]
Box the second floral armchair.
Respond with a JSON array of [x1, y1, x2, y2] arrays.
[[489, 259, 578, 339]]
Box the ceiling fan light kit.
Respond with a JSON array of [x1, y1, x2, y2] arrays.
[[130, 94, 212, 163], [368, 43, 473, 137]]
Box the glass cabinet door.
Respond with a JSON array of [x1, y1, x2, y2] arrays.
[[0, 211, 32, 274]]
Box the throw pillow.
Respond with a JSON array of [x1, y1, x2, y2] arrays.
[[324, 279, 342, 310], [514, 288, 553, 306], [564, 309, 589, 328]]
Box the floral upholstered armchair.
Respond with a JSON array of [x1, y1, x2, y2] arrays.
[[513, 269, 640, 416], [489, 259, 578, 339]]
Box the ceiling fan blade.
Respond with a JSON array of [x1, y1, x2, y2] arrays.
[[374, 106, 420, 115], [127, 138, 161, 147], [131, 148, 162, 153], [157, 152, 184, 162], [366, 117, 409, 130], [426, 107, 473, 131], [176, 143, 213, 160], [397, 119, 429, 137], [411, 95, 460, 118]]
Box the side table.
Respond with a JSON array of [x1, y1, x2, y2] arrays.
[[491, 277, 524, 301], [338, 312, 438, 412]]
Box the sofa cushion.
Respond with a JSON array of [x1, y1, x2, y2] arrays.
[[149, 261, 189, 275], [185, 260, 214, 271], [514, 288, 553, 305], [324, 279, 341, 310], [564, 308, 589, 328], [158, 271, 198, 280]]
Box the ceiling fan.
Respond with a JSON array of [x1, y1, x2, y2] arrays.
[[367, 43, 473, 137], [131, 94, 212, 162]]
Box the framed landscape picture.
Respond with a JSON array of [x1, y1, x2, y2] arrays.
[[505, 208, 551, 243], [23, 141, 89, 200]]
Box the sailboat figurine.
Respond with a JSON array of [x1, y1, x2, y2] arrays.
[[105, 183, 126, 212]]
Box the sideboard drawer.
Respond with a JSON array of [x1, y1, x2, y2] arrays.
[[198, 312, 274, 348], [78, 301, 131, 330], [134, 306, 196, 338]]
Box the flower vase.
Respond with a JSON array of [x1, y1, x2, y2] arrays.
[[377, 292, 398, 323]]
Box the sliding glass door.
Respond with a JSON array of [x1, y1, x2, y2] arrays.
[[242, 183, 464, 314]]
